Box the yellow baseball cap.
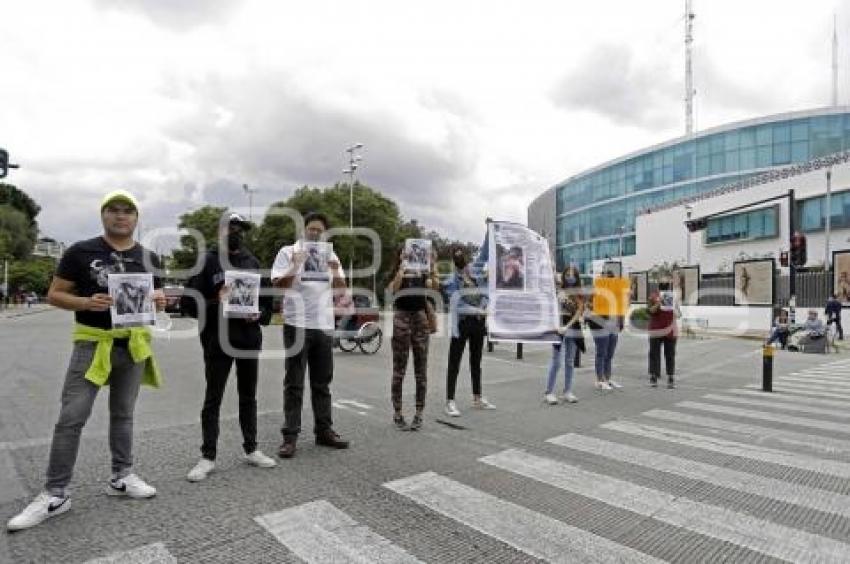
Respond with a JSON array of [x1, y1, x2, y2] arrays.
[[100, 189, 139, 213]]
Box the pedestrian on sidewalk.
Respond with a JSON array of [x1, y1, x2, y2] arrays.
[[387, 245, 440, 430], [826, 293, 843, 340], [647, 278, 680, 388], [443, 224, 495, 417], [271, 212, 350, 459], [183, 213, 277, 482], [543, 265, 584, 404], [7, 190, 165, 532]]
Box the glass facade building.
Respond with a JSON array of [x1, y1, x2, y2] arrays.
[[551, 108, 850, 271]]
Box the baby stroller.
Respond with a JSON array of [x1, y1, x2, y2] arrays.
[[333, 294, 383, 354]]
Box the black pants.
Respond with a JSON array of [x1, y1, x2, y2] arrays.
[[649, 335, 677, 379], [828, 317, 844, 340], [282, 325, 334, 439], [200, 350, 258, 460], [446, 316, 485, 400]]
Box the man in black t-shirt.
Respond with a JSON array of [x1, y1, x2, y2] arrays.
[[7, 190, 166, 532]]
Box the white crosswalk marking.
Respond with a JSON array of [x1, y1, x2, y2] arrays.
[[790, 371, 850, 379], [384, 471, 664, 563], [701, 393, 850, 419], [600, 420, 850, 479], [766, 381, 850, 394], [744, 383, 850, 400], [724, 388, 850, 409], [779, 376, 850, 388], [643, 409, 850, 455], [547, 433, 850, 517], [83, 543, 176, 564], [676, 401, 850, 434], [254, 500, 423, 564], [481, 449, 850, 563]]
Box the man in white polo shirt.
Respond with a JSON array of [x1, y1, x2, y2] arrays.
[[272, 212, 350, 458]]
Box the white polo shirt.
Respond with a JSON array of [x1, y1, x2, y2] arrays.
[[271, 242, 344, 330]]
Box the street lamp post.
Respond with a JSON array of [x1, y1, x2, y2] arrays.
[[685, 204, 693, 264], [242, 183, 257, 222], [343, 143, 364, 287]]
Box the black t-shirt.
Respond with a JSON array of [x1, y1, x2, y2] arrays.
[[56, 236, 162, 329], [394, 274, 429, 312]]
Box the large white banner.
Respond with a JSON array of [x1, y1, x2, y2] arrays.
[[487, 221, 560, 343]]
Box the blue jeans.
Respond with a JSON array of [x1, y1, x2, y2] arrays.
[[546, 336, 577, 394], [593, 333, 619, 380]]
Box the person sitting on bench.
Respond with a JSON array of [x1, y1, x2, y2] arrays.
[[766, 309, 790, 349]]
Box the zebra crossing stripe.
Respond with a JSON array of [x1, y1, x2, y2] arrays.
[[677, 401, 850, 434], [724, 389, 850, 410], [547, 433, 850, 518], [779, 376, 850, 388], [254, 500, 423, 564], [83, 543, 176, 564], [643, 409, 850, 455], [384, 471, 663, 563], [701, 394, 850, 419], [481, 449, 850, 563], [600, 420, 850, 479], [790, 370, 850, 379], [744, 383, 850, 400], [768, 381, 850, 394]]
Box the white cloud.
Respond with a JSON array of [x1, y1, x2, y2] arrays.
[[1, 0, 847, 248]]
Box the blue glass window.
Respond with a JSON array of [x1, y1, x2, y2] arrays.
[[705, 206, 778, 244]]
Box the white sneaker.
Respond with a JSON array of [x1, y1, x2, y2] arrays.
[[187, 458, 216, 482], [107, 473, 156, 498], [445, 400, 461, 417], [595, 381, 612, 390], [607, 380, 623, 390], [560, 391, 578, 403], [543, 393, 559, 405], [245, 450, 277, 468], [473, 397, 497, 410], [6, 492, 70, 531]]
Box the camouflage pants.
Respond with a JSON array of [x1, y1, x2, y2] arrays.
[[391, 309, 430, 413]]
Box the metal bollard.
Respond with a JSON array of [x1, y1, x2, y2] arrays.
[[516, 343, 523, 360], [762, 345, 773, 392], [487, 339, 494, 353]]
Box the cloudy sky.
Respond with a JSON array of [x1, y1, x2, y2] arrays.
[[2, 0, 847, 250]]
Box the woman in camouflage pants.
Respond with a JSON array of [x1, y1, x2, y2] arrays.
[[387, 246, 439, 431]]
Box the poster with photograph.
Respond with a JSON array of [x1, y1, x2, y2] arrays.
[[301, 241, 332, 282], [487, 221, 560, 343], [108, 272, 155, 328], [603, 261, 622, 278], [222, 271, 260, 318], [672, 266, 700, 306], [402, 239, 431, 273], [834, 250, 850, 306], [733, 258, 774, 306], [628, 271, 648, 303], [660, 290, 675, 311]]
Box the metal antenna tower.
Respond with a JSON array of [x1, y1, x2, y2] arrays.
[[833, 13, 839, 106], [684, 0, 695, 135]]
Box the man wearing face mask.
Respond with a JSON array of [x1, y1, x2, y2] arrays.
[[184, 213, 276, 482]]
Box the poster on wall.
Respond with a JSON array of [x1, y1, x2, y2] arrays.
[[628, 271, 648, 303], [833, 250, 850, 306], [733, 258, 775, 306], [602, 261, 622, 278], [672, 266, 700, 306]]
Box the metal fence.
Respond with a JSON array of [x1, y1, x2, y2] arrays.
[[690, 271, 831, 307]]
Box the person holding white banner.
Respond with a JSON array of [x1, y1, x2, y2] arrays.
[[7, 190, 165, 532], [544, 265, 584, 404]]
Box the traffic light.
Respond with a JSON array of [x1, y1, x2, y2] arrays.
[[779, 251, 789, 267], [790, 231, 807, 267], [0, 148, 8, 178]]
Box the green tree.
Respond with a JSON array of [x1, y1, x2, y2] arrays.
[[0, 183, 40, 222], [171, 206, 229, 271], [9, 256, 56, 295], [0, 204, 36, 259]]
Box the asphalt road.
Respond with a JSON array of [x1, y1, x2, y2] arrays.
[[1, 309, 849, 563]]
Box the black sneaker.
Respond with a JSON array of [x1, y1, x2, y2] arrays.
[[667, 379, 676, 389], [393, 414, 408, 430], [650, 377, 658, 388], [409, 414, 423, 431]]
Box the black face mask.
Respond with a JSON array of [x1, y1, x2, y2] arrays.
[[453, 256, 467, 270], [227, 232, 243, 251]]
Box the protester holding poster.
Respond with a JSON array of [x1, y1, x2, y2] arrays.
[[443, 229, 495, 417], [387, 243, 439, 430], [183, 213, 276, 482], [543, 265, 584, 405], [7, 190, 165, 532], [647, 278, 680, 389], [586, 272, 629, 391]]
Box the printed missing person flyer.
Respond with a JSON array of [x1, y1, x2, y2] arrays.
[[108, 272, 155, 328]]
